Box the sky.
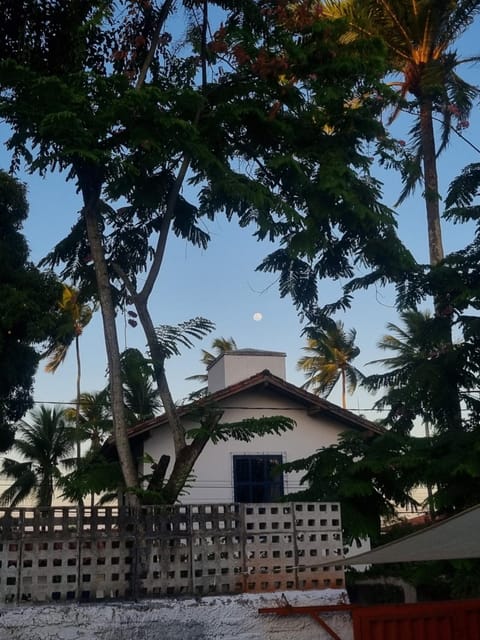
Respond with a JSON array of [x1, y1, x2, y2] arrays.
[[5, 13, 480, 421]]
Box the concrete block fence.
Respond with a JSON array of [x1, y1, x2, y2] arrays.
[[0, 503, 345, 605]]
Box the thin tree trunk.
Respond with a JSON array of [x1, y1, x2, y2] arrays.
[[419, 101, 444, 267], [424, 420, 435, 518], [74, 335, 84, 508], [419, 102, 462, 432], [79, 171, 139, 505], [114, 266, 212, 503], [341, 370, 346, 409]]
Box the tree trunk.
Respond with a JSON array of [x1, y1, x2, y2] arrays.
[[160, 442, 209, 505], [419, 102, 462, 432], [74, 335, 84, 508], [419, 101, 444, 267], [341, 369, 346, 409], [79, 169, 139, 505]]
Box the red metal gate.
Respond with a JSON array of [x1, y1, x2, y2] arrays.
[[259, 598, 480, 640], [352, 599, 480, 640]]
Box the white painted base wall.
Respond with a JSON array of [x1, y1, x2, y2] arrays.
[[0, 590, 353, 640]]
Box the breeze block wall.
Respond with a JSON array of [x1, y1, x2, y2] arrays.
[[0, 502, 344, 604]]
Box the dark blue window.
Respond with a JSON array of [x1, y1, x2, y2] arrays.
[[233, 455, 284, 503]]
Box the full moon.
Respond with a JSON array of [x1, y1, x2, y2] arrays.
[[253, 312, 263, 321]]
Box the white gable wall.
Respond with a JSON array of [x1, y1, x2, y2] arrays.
[[143, 387, 353, 504]]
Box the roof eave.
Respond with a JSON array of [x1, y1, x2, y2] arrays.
[[127, 370, 383, 439]]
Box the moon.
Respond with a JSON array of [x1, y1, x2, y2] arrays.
[[253, 312, 263, 322]]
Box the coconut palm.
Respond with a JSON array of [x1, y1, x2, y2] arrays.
[[64, 391, 112, 451], [43, 284, 95, 474], [44, 284, 94, 374], [62, 390, 115, 506], [365, 309, 463, 432], [0, 406, 75, 507], [365, 310, 435, 423], [365, 308, 466, 514], [324, 0, 480, 267], [366, 309, 434, 384], [297, 322, 363, 408]]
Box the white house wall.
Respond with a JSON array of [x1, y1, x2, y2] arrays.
[[143, 388, 352, 504]]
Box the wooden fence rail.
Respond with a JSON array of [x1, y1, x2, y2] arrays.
[[0, 502, 344, 604]]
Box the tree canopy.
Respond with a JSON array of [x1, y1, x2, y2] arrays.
[[324, 0, 480, 268], [0, 0, 413, 502], [283, 1, 480, 540], [0, 171, 60, 449], [3, 1, 477, 522]]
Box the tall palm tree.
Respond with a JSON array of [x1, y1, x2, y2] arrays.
[[44, 284, 95, 471], [297, 322, 363, 408], [0, 406, 75, 507], [44, 284, 94, 374], [324, 0, 480, 267]]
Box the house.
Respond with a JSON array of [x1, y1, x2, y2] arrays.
[[129, 349, 383, 504]]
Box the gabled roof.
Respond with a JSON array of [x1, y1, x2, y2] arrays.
[[128, 369, 383, 439]]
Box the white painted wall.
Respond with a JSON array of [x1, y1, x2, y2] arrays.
[[144, 387, 353, 503], [0, 590, 353, 640]]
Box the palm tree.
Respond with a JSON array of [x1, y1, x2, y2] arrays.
[[297, 322, 363, 408], [64, 391, 112, 451], [365, 309, 463, 431], [120, 348, 161, 424], [365, 310, 434, 420], [44, 284, 94, 374], [44, 284, 95, 471], [63, 390, 113, 507], [365, 308, 459, 515], [367, 309, 434, 382], [324, 0, 480, 267], [0, 406, 75, 507]]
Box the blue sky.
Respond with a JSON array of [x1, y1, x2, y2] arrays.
[[6, 16, 480, 418]]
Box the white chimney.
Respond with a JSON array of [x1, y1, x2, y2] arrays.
[[207, 349, 286, 393]]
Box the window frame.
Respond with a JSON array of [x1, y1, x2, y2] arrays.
[[232, 453, 284, 503]]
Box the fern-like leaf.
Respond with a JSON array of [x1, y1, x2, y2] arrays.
[[155, 317, 215, 358]]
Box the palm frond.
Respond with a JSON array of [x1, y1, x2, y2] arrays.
[[297, 321, 362, 405], [0, 459, 36, 507], [0, 406, 75, 507]]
